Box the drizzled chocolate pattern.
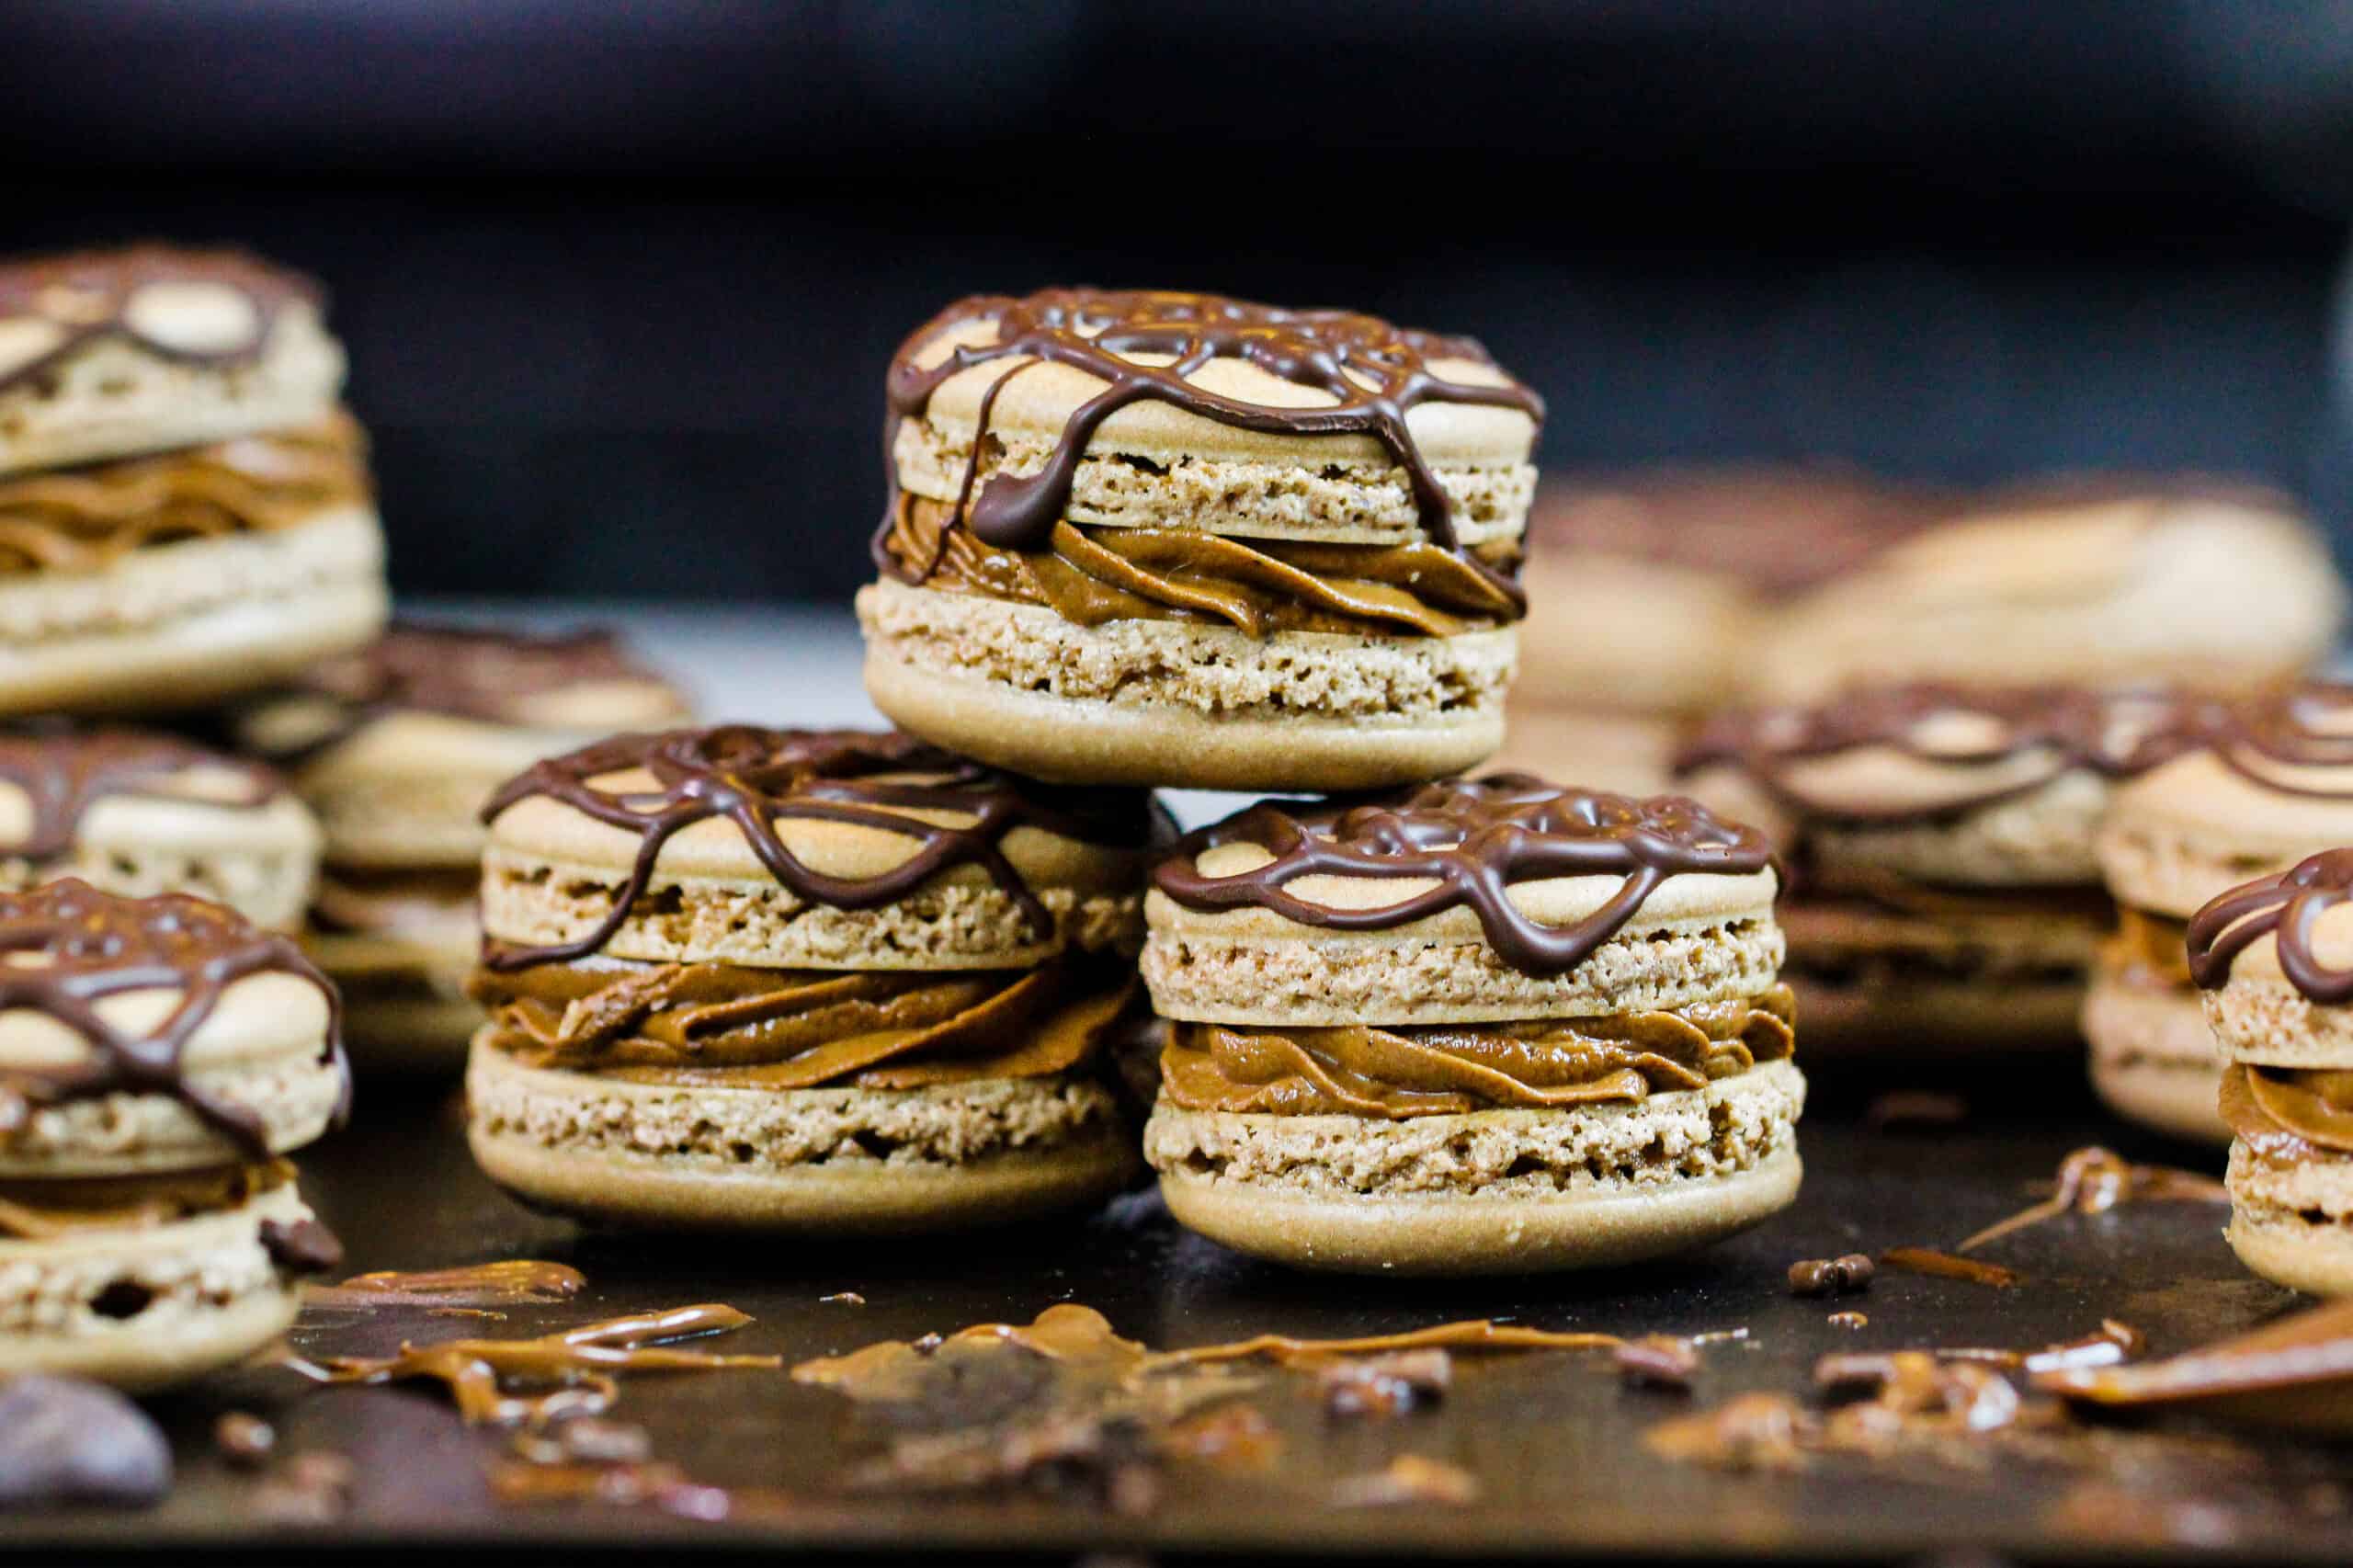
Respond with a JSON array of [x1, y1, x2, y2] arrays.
[[1676, 684, 2226, 824], [875, 288, 1542, 608], [481, 726, 1164, 971], [284, 620, 676, 733], [2204, 683, 2353, 800], [0, 246, 315, 391], [0, 880, 346, 1157], [0, 725, 284, 859], [1153, 775, 1775, 978], [2186, 849, 2353, 1001]]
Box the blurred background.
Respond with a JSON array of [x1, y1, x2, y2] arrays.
[[7, 0, 2353, 598]]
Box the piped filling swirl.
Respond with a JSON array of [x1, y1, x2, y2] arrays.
[[879, 494, 1523, 638], [470, 953, 1138, 1091], [1159, 986, 1795, 1119], [0, 1158, 295, 1240], [2221, 1063, 2353, 1159]]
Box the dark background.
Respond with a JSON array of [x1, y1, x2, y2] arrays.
[[6, 1, 2352, 599]]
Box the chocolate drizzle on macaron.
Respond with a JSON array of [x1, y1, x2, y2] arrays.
[[1152, 775, 1775, 978], [2187, 849, 2353, 1002], [875, 288, 1543, 601], [2206, 684, 2353, 799], [1676, 684, 2223, 825], [0, 246, 317, 391], [0, 725, 286, 860], [480, 726, 1165, 971], [0, 880, 347, 1156]]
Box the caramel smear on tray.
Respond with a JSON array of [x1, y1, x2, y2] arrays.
[[306, 1260, 588, 1310], [1955, 1146, 2228, 1254]]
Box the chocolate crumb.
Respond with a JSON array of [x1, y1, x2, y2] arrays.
[[820, 1292, 867, 1306], [1319, 1349, 1451, 1417], [1616, 1335, 1700, 1391], [1827, 1312, 1870, 1331], [0, 1376, 171, 1508], [259, 1217, 344, 1276], [1788, 1254, 1874, 1296], [214, 1412, 276, 1469]]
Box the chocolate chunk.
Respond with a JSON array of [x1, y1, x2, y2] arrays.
[[0, 1376, 171, 1508], [1788, 1254, 1874, 1297], [1615, 1335, 1700, 1391], [214, 1412, 276, 1469], [260, 1217, 344, 1275]]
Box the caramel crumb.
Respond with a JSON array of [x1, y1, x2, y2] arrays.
[[1318, 1349, 1451, 1418], [1827, 1312, 1869, 1330], [1331, 1453, 1480, 1508], [820, 1292, 867, 1306], [214, 1411, 275, 1469]]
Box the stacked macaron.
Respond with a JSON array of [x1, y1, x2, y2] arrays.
[[0, 245, 385, 714], [0, 879, 347, 1388], [2188, 849, 2353, 1295], [2092, 685, 2353, 1142], [234, 621, 689, 1072], [1140, 778, 1802, 1273], [857, 289, 1542, 790], [1677, 685, 2211, 1061], [462, 727, 1164, 1232]]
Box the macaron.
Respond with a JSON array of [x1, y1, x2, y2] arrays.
[[464, 725, 1165, 1233], [2190, 849, 2353, 1294], [1503, 468, 1932, 795], [0, 879, 348, 1389], [1139, 776, 1802, 1274], [1752, 476, 2342, 702], [0, 725, 318, 929], [1677, 684, 2209, 1063], [2095, 684, 2353, 1142], [0, 246, 386, 713], [857, 288, 1542, 790], [234, 621, 689, 1072]]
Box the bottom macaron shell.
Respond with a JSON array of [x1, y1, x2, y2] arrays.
[[465, 1042, 1142, 1233], [0, 1182, 312, 1391], [860, 616, 1506, 791], [2082, 974, 2229, 1144], [1143, 1060, 1803, 1275], [2226, 1140, 2353, 1297], [1785, 971, 2085, 1062]]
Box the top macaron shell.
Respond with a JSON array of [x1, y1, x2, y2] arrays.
[[1753, 485, 2344, 700], [477, 733, 1158, 971], [0, 247, 346, 476], [891, 307, 1539, 548], [2196, 892, 2353, 1072]]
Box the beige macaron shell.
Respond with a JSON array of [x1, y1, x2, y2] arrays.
[[1805, 767, 2113, 888], [481, 766, 1147, 970], [2099, 750, 2353, 917], [2081, 968, 2230, 1143], [0, 297, 346, 476], [1514, 553, 1753, 717], [2225, 1140, 2353, 1298], [1491, 709, 1680, 802], [307, 913, 480, 1073], [1752, 496, 2342, 699], [1142, 855, 1781, 1025], [1144, 1060, 1803, 1274], [0, 969, 339, 1176], [0, 1178, 313, 1391], [265, 702, 688, 869]]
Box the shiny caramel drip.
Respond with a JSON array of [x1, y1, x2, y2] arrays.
[[0, 416, 368, 577], [1154, 777, 1775, 979], [0, 880, 346, 1158], [1160, 986, 1795, 1119], [278, 1303, 781, 1426], [0, 1159, 291, 1239], [881, 493, 1522, 638], [479, 726, 1164, 971], [1951, 1145, 2229, 1256], [306, 1260, 587, 1310], [471, 953, 1136, 1090]]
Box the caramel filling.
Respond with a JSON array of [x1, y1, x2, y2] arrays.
[[0, 414, 369, 575], [470, 954, 1136, 1090], [881, 494, 1522, 637], [2221, 1063, 2353, 1158], [310, 867, 480, 938], [2102, 905, 2193, 991], [1159, 986, 1794, 1119], [0, 1159, 294, 1239]]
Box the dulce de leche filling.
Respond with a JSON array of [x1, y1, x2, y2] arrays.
[[1161, 985, 1795, 1119], [880, 494, 1522, 638], [2220, 1063, 2353, 1159], [0, 413, 369, 575], [2102, 904, 2194, 991], [470, 953, 1138, 1091], [0, 1158, 295, 1240]]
